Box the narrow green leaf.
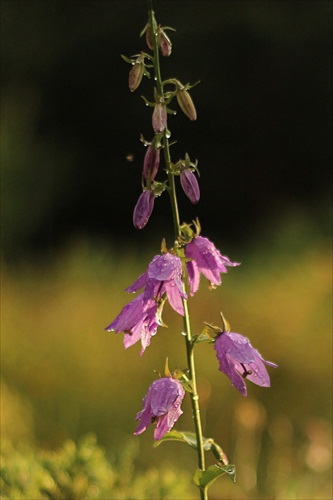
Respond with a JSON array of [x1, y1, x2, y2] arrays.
[[193, 464, 236, 489], [154, 430, 203, 450]]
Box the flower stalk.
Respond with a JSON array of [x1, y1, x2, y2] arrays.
[[149, 7, 207, 498]]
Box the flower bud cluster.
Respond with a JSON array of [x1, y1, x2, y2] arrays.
[[144, 23, 173, 56]]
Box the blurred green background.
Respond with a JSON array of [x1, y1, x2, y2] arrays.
[[1, 1, 332, 499]]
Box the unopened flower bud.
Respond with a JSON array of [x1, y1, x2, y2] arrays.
[[176, 88, 197, 121], [158, 28, 172, 57], [129, 61, 144, 92], [180, 169, 200, 204], [133, 190, 155, 229], [145, 26, 153, 50], [152, 103, 167, 133], [143, 145, 160, 181]]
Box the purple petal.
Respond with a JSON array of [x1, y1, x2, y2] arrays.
[[125, 271, 148, 293], [245, 349, 278, 387], [217, 332, 256, 364], [186, 259, 200, 296], [154, 403, 183, 440], [163, 281, 186, 316], [148, 254, 182, 282], [150, 378, 181, 416], [226, 356, 248, 396], [105, 294, 144, 332]]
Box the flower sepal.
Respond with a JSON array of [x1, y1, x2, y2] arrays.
[[150, 179, 168, 197], [191, 327, 216, 346]]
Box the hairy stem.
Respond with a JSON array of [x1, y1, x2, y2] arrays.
[[149, 7, 207, 499]]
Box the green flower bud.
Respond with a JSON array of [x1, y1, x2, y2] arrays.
[[176, 88, 197, 121], [129, 61, 144, 92]]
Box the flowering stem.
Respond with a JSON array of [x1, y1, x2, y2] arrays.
[[149, 7, 207, 499]]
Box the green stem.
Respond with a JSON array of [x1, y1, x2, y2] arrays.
[[149, 7, 207, 500]]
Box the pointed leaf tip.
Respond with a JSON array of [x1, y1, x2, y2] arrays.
[[193, 464, 236, 489]]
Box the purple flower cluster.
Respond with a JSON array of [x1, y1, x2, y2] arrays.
[[106, 236, 240, 355], [105, 253, 186, 354], [135, 377, 185, 440], [214, 331, 278, 396]]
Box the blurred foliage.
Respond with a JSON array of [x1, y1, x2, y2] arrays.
[[0, 434, 195, 499], [1, 212, 331, 498]]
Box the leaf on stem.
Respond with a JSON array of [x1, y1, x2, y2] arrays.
[[193, 464, 236, 489]]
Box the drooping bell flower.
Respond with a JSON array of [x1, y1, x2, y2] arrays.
[[126, 253, 187, 316], [133, 190, 155, 230], [143, 145, 160, 181], [185, 235, 240, 295], [134, 377, 185, 440], [105, 294, 159, 355], [180, 169, 200, 204], [152, 103, 167, 133], [105, 253, 187, 354], [214, 331, 278, 397]]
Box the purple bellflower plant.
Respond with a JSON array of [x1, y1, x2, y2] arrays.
[[106, 8, 277, 499]]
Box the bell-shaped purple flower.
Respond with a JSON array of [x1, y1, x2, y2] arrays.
[[126, 253, 187, 316], [214, 331, 278, 397], [134, 377, 185, 440], [152, 103, 167, 133], [180, 169, 200, 204], [105, 294, 159, 355], [185, 235, 240, 296], [133, 190, 155, 230], [143, 145, 160, 181], [105, 253, 187, 354]]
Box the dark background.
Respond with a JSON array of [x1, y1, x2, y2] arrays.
[[1, 0, 332, 261]]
